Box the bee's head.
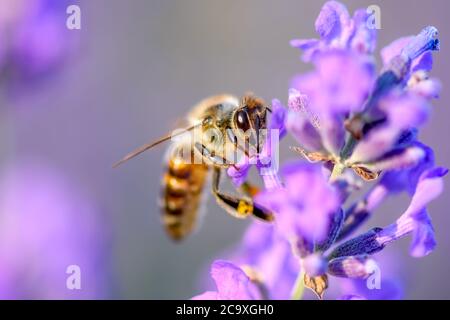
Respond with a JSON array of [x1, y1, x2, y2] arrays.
[[233, 95, 268, 154]]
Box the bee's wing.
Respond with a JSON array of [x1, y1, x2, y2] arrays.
[[112, 123, 201, 168]]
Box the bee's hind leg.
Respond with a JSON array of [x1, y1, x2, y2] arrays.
[[212, 168, 274, 222]]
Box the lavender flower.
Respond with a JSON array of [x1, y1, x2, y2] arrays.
[[0, 163, 111, 299], [290, 33, 437, 182], [290, 1, 376, 61], [377, 167, 447, 257], [381, 35, 441, 99], [195, 1, 445, 300], [290, 50, 375, 156]]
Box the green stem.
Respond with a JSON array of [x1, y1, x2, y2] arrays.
[[290, 270, 305, 300]]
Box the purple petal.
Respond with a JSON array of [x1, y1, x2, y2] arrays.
[[409, 77, 441, 99], [290, 38, 320, 50], [350, 9, 377, 54], [211, 261, 254, 300], [314, 51, 375, 113], [375, 213, 435, 258], [403, 167, 447, 218], [294, 51, 375, 115], [381, 94, 430, 129], [258, 167, 283, 191], [292, 51, 375, 155], [350, 94, 430, 163], [320, 114, 346, 155], [290, 39, 321, 62], [412, 52, 433, 73], [380, 142, 434, 195], [338, 251, 404, 300], [291, 2, 379, 61], [409, 209, 436, 257], [257, 162, 340, 242], [377, 167, 447, 257], [315, 1, 350, 41], [227, 158, 251, 187], [232, 222, 299, 300], [364, 145, 427, 172], [381, 37, 413, 66], [349, 127, 398, 163], [240, 221, 276, 261], [257, 124, 284, 190], [420, 166, 449, 180], [292, 52, 374, 155], [254, 186, 287, 213], [286, 89, 323, 151], [381, 36, 434, 72], [192, 260, 259, 300], [269, 99, 287, 137], [340, 277, 403, 300], [287, 112, 323, 151]]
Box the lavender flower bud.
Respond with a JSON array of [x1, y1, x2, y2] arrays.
[[401, 26, 439, 61], [328, 228, 384, 259]]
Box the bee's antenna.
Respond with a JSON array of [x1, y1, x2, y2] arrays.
[[112, 123, 200, 168]]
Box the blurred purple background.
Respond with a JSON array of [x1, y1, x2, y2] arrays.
[[0, 0, 448, 299]]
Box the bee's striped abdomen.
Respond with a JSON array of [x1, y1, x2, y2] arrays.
[[161, 156, 209, 241]]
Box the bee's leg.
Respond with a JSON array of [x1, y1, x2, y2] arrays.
[[212, 168, 274, 222]]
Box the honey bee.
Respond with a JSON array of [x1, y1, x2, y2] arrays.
[[113, 94, 274, 240]]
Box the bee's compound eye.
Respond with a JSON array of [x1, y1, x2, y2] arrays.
[[235, 110, 250, 132]]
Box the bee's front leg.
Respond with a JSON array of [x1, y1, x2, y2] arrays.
[[212, 168, 274, 222]]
